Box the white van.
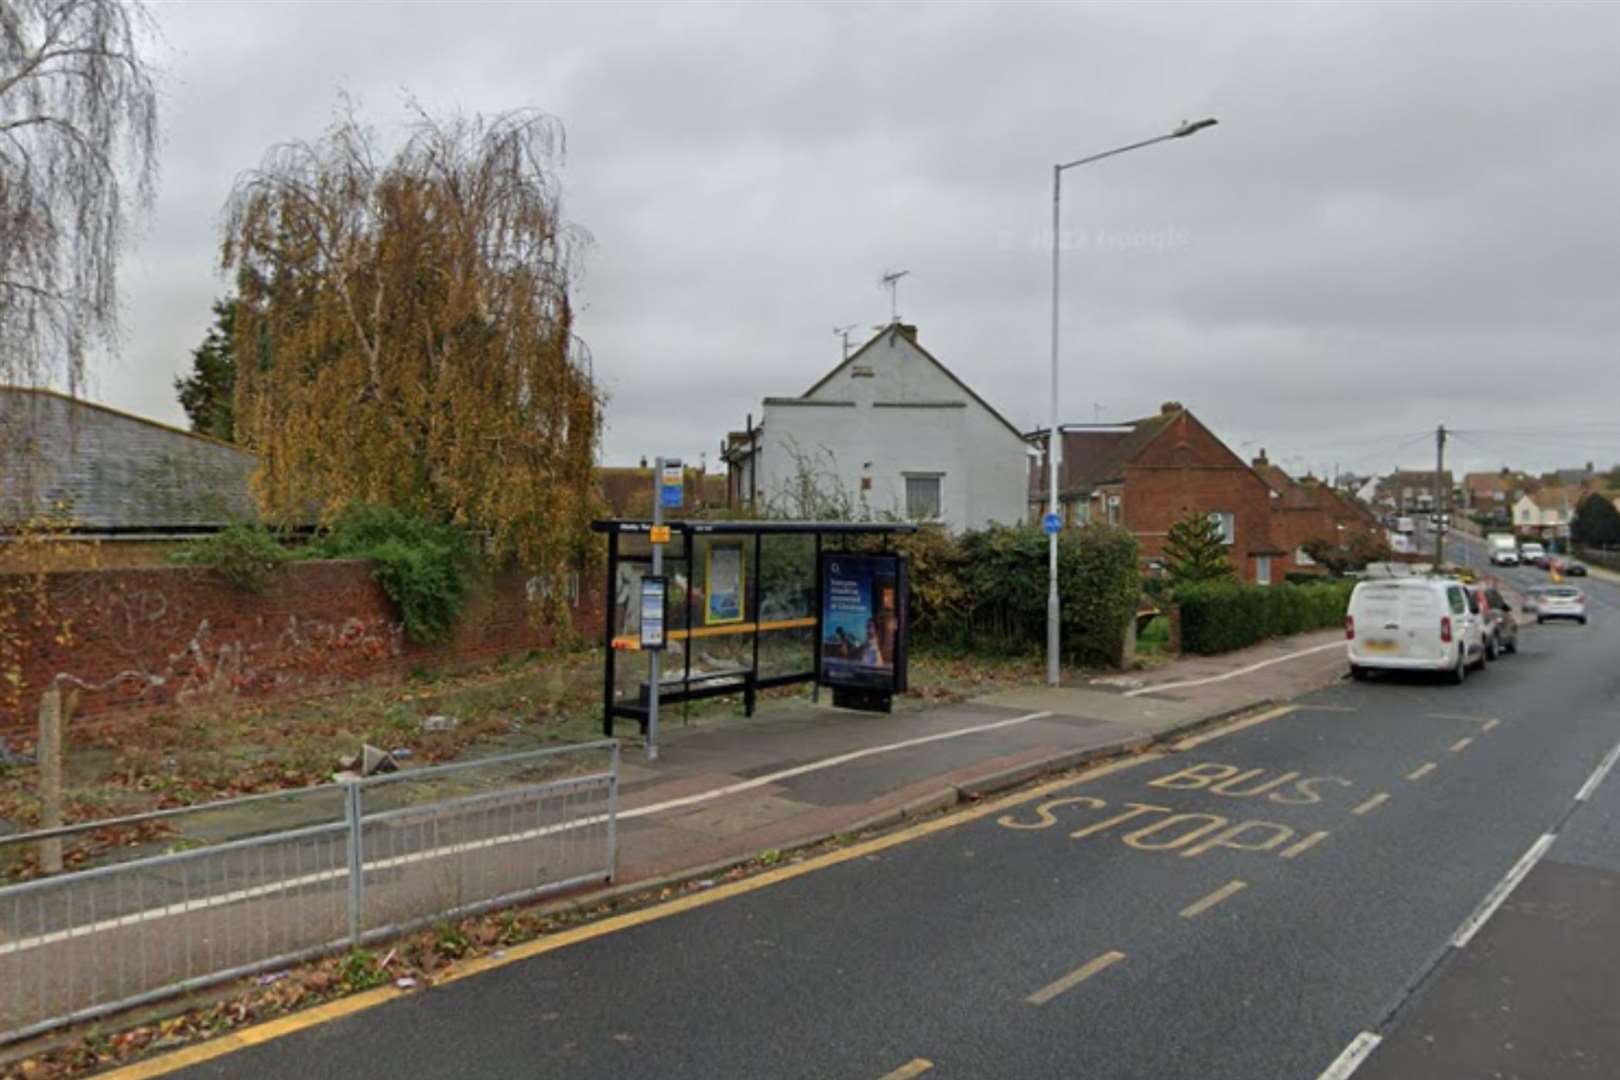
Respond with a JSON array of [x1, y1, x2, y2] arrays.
[[1346, 578, 1487, 683]]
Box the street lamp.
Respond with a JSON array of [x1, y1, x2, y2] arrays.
[[1045, 117, 1218, 687]]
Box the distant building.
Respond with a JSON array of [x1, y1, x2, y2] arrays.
[[1514, 487, 1578, 539], [596, 463, 727, 518], [721, 324, 1029, 531], [1, 387, 257, 564], [1367, 469, 1457, 515]]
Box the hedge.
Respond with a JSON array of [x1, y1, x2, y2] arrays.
[[1177, 580, 1355, 656], [949, 523, 1140, 667]]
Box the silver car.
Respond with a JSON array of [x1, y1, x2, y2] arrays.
[[1529, 585, 1588, 625]]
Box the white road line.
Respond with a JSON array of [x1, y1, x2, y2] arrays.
[[1451, 832, 1557, 948], [1125, 640, 1347, 698], [620, 710, 1053, 820], [1316, 1032, 1382, 1080], [2, 710, 1056, 957], [1574, 739, 1620, 803]]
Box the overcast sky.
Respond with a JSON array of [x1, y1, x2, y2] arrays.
[[85, 0, 1620, 480]]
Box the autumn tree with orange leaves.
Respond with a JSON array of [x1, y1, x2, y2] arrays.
[[221, 105, 602, 596]]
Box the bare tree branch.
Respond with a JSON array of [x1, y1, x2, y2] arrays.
[[0, 0, 159, 397]]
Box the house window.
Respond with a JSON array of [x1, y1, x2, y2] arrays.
[[1075, 500, 1091, 526], [1295, 546, 1316, 566], [1209, 511, 1235, 545], [1106, 494, 1121, 525], [905, 474, 942, 520], [1256, 556, 1272, 585]]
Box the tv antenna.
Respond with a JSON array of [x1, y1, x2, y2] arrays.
[[833, 324, 857, 360], [879, 269, 910, 324]]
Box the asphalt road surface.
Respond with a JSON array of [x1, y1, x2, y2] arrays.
[[167, 547, 1620, 1080]]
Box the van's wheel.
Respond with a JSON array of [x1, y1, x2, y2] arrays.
[[1505, 634, 1518, 655], [1350, 664, 1368, 681], [1451, 652, 1467, 684], [1486, 633, 1499, 661]]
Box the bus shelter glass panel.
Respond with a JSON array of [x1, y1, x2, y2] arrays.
[[757, 532, 816, 680]]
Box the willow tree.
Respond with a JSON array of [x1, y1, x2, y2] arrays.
[[221, 106, 601, 591], [0, 0, 158, 395]]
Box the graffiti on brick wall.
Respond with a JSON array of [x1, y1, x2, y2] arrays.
[[5, 559, 602, 726]]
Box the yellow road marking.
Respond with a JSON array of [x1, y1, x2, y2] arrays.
[[98, 987, 406, 1079], [1179, 880, 1247, 918], [1351, 793, 1390, 816], [103, 702, 1296, 1078], [1172, 705, 1297, 751], [102, 752, 1160, 1079], [1407, 763, 1437, 781], [878, 1060, 935, 1080], [1026, 950, 1127, 1005], [1450, 737, 1474, 753], [1298, 704, 1358, 713], [1482, 718, 1501, 732], [1279, 830, 1330, 858]]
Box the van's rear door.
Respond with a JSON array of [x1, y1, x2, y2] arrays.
[[1355, 582, 1442, 662]]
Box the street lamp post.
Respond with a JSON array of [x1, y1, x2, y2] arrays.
[[1046, 117, 1218, 687]]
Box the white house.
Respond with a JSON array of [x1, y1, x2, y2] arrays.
[[1513, 487, 1576, 538], [723, 324, 1029, 531]]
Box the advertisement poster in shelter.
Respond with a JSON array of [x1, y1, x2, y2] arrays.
[[818, 553, 907, 692], [706, 541, 745, 625]]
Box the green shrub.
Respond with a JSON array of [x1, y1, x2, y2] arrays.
[[168, 522, 289, 592], [307, 504, 476, 644], [1177, 580, 1354, 655], [952, 523, 1140, 666]]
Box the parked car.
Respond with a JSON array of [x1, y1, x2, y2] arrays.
[[1472, 585, 1519, 658], [1564, 560, 1588, 577], [1519, 542, 1547, 567], [1347, 577, 1488, 683], [1530, 585, 1588, 624]]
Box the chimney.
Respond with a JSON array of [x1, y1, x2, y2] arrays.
[[896, 323, 918, 343], [1160, 401, 1183, 416], [1252, 448, 1269, 468]]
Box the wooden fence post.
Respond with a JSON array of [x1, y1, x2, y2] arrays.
[[38, 686, 63, 874]]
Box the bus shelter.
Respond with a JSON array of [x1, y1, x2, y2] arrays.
[[592, 519, 917, 737]]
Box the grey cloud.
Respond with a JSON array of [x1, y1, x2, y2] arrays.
[[78, 0, 1620, 482]]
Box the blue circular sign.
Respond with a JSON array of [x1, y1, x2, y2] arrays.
[[1042, 512, 1062, 536]]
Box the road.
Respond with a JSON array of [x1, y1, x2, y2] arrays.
[[157, 546, 1620, 1080]]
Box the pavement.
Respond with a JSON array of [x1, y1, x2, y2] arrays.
[[609, 629, 1348, 885], [111, 531, 1620, 1080]]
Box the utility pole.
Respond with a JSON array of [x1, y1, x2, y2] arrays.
[[1434, 424, 1448, 568]]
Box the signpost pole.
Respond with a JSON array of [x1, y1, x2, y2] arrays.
[[648, 458, 664, 761]]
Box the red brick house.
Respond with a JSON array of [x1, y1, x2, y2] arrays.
[[1251, 452, 1383, 573], [1029, 403, 1287, 584], [1028, 404, 1388, 584]]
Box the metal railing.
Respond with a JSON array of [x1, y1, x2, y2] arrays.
[[0, 740, 617, 1044]]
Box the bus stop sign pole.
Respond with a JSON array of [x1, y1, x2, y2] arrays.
[[647, 456, 682, 760]]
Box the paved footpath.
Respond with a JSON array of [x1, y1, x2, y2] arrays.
[[610, 628, 1348, 885]]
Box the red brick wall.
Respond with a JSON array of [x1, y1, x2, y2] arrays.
[[2, 560, 603, 730]]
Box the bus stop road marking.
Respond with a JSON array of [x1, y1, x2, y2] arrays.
[[1026, 950, 1127, 1006], [877, 1060, 934, 1080], [1179, 880, 1247, 919], [1352, 793, 1390, 816]]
